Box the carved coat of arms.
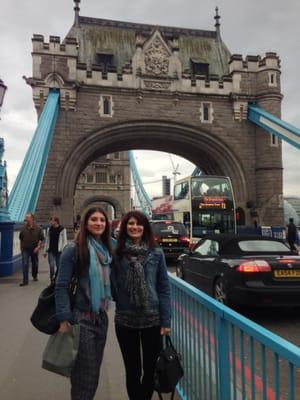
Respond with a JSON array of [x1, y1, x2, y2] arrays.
[[144, 36, 170, 76]]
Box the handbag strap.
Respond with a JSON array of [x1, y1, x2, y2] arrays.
[[165, 335, 175, 349], [69, 246, 80, 296], [52, 246, 80, 296]]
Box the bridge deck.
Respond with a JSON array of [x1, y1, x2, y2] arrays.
[[0, 257, 178, 399]]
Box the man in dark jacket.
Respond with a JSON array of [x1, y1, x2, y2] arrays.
[[19, 213, 44, 286], [287, 217, 298, 253]]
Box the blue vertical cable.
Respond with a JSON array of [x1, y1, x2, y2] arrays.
[[129, 150, 152, 218], [8, 90, 60, 221]]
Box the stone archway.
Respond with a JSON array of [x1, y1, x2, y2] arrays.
[[80, 195, 123, 219], [48, 119, 248, 228]]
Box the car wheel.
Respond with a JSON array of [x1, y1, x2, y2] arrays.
[[213, 277, 229, 305], [176, 263, 184, 279]]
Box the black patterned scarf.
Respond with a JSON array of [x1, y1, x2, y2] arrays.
[[123, 240, 149, 309]]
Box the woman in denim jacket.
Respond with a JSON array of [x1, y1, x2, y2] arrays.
[[55, 207, 113, 400], [111, 210, 171, 400]]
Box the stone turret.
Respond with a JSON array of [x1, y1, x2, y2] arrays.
[[29, 34, 79, 110]]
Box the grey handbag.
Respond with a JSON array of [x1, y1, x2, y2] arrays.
[[42, 324, 80, 377]]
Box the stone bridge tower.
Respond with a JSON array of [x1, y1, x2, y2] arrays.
[[26, 3, 283, 229], [74, 151, 130, 219]]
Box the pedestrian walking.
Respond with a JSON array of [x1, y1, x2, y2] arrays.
[[55, 206, 113, 400], [287, 217, 298, 252], [19, 213, 44, 286], [43, 216, 68, 282], [73, 214, 81, 237], [111, 210, 171, 400]]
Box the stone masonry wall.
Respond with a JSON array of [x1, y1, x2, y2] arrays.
[[30, 33, 284, 229], [35, 88, 258, 228]]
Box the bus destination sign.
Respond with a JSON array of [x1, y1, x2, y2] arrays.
[[198, 196, 227, 209]]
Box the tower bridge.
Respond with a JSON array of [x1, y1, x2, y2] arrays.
[[1, 4, 300, 399], [8, 3, 299, 230]]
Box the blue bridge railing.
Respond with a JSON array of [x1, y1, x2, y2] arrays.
[[169, 274, 300, 400]]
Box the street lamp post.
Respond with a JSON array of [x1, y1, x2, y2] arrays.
[[0, 78, 10, 221]]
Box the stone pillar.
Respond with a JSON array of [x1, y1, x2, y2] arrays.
[[255, 53, 283, 226]]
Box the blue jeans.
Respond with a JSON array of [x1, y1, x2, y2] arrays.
[[48, 251, 61, 281], [21, 249, 39, 283]]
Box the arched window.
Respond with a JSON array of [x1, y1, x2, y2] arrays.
[[103, 96, 111, 115], [99, 95, 114, 117]]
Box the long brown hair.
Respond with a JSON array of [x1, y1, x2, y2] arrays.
[[75, 207, 112, 275], [115, 210, 156, 257]]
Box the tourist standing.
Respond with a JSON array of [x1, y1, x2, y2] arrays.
[[55, 207, 113, 400], [19, 213, 44, 286], [111, 210, 171, 400], [287, 217, 298, 252], [44, 216, 68, 282], [73, 214, 81, 237]]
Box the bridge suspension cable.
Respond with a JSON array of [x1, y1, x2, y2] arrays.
[[128, 150, 152, 218], [191, 167, 203, 176], [248, 104, 300, 149], [8, 89, 60, 222]]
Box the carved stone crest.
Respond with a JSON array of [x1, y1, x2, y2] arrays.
[[144, 34, 170, 76], [143, 80, 171, 90]]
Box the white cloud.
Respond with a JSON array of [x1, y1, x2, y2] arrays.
[[133, 151, 195, 197]]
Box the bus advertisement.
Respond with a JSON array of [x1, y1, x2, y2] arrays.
[[151, 195, 174, 221], [173, 175, 236, 242]]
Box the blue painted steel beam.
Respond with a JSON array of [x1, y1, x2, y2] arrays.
[[191, 167, 202, 176], [8, 89, 60, 222], [248, 104, 300, 149], [128, 150, 152, 218]]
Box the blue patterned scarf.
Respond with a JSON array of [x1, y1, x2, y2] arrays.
[[88, 236, 112, 312]]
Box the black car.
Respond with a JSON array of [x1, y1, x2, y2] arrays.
[[151, 220, 190, 260], [177, 234, 300, 307]]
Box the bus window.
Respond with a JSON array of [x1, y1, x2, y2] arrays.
[[174, 180, 189, 200], [183, 212, 190, 234], [192, 210, 235, 236], [192, 177, 233, 199]]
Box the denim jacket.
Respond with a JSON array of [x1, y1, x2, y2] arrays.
[[111, 246, 171, 328], [55, 243, 100, 322]]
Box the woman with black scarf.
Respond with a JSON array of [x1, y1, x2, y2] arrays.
[[111, 210, 171, 400]]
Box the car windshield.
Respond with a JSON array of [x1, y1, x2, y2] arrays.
[[151, 222, 187, 236], [238, 240, 291, 252]]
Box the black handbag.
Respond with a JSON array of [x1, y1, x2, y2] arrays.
[[30, 275, 78, 335], [154, 336, 184, 400]]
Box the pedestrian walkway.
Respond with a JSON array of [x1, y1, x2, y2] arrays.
[[0, 256, 178, 399]]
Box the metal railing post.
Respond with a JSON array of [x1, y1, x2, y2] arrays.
[[217, 314, 231, 400]]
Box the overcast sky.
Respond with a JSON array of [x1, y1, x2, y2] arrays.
[[1, 0, 299, 199]]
